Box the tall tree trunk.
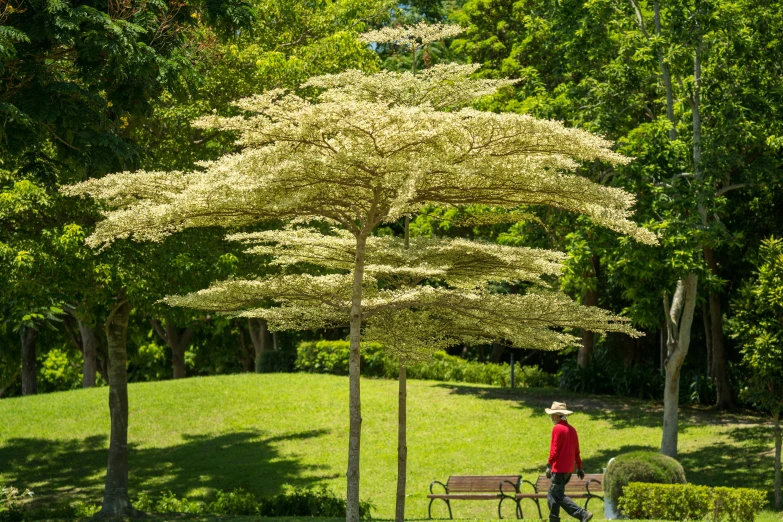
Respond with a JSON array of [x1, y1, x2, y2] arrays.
[[248, 318, 269, 373], [346, 232, 368, 522], [702, 303, 713, 377], [395, 364, 407, 522], [151, 319, 194, 379], [578, 256, 600, 368], [489, 343, 505, 363], [703, 246, 734, 410], [653, 0, 677, 141], [661, 274, 698, 458], [20, 328, 37, 396], [80, 321, 98, 388], [774, 407, 782, 511], [101, 291, 138, 517]]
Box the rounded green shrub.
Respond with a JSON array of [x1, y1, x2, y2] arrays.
[[604, 451, 686, 503]]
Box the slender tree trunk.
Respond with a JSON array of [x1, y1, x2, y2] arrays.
[[702, 303, 713, 377], [395, 364, 407, 522], [653, 0, 677, 141], [489, 343, 505, 363], [248, 318, 269, 373], [774, 407, 781, 510], [579, 256, 601, 368], [272, 331, 280, 351], [703, 246, 734, 409], [20, 329, 37, 396], [346, 232, 368, 522], [80, 321, 98, 388], [101, 291, 138, 517], [661, 274, 698, 458]]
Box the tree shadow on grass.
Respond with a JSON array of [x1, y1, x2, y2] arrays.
[[434, 383, 765, 430], [0, 429, 334, 507]]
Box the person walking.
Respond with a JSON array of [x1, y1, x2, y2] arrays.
[[545, 401, 592, 522]]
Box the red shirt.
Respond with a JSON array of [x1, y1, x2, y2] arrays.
[[548, 420, 582, 473]]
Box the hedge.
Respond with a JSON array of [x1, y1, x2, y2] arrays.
[[618, 482, 767, 521], [290, 340, 557, 388]]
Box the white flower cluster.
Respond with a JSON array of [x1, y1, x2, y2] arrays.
[[359, 21, 464, 49]]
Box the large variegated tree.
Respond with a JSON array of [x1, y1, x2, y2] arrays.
[[66, 22, 656, 522]]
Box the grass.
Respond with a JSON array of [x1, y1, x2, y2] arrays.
[[0, 373, 779, 520]]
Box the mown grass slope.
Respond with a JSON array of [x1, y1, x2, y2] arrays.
[[0, 373, 776, 519]]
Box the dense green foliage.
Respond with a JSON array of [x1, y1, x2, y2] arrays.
[[619, 483, 767, 521], [292, 340, 557, 388], [604, 451, 687, 503]]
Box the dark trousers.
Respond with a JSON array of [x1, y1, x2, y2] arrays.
[[548, 473, 586, 522]]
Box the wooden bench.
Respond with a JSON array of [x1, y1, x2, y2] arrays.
[[515, 473, 604, 519], [427, 475, 522, 519]]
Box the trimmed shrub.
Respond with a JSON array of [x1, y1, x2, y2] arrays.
[[619, 483, 711, 520], [712, 486, 768, 522], [129, 487, 371, 518], [604, 451, 686, 504], [295, 340, 557, 388], [618, 483, 768, 521]]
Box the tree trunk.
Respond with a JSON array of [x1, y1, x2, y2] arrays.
[[346, 232, 367, 522], [237, 327, 254, 372], [702, 303, 713, 377], [661, 274, 698, 458], [20, 328, 37, 396], [248, 318, 269, 373], [101, 291, 138, 517], [395, 364, 407, 522], [151, 319, 193, 379], [272, 331, 280, 351], [489, 343, 505, 363], [578, 255, 600, 368], [703, 246, 734, 410], [79, 321, 98, 388], [774, 407, 781, 511], [653, 0, 677, 141]]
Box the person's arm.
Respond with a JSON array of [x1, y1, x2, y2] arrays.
[[575, 428, 584, 479]]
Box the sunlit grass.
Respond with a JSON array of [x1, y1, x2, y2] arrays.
[[0, 373, 777, 519]]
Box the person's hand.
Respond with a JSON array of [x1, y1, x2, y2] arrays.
[[546, 465, 552, 479], [577, 468, 585, 480]]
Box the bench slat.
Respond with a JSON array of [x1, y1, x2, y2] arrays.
[[447, 475, 521, 493], [533, 474, 604, 493], [428, 494, 505, 500]]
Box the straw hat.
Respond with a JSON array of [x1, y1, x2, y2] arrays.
[[545, 401, 573, 415]]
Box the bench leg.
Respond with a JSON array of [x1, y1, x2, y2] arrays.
[[534, 498, 542, 520], [584, 494, 603, 513], [516, 499, 523, 519], [428, 498, 452, 519]]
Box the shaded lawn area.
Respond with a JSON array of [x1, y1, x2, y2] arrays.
[[0, 373, 777, 519]]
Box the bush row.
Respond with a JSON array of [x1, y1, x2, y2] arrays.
[[618, 482, 767, 521], [275, 340, 557, 388], [0, 486, 372, 521]]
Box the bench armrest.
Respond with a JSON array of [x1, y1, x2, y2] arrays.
[[521, 479, 538, 494], [499, 479, 520, 497], [585, 478, 602, 496], [430, 480, 449, 495]]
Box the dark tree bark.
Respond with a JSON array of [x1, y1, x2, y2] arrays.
[[21, 328, 37, 396], [80, 321, 99, 388], [248, 318, 269, 373], [151, 319, 194, 379], [100, 291, 139, 517], [703, 246, 734, 410], [395, 364, 407, 522], [489, 343, 505, 363], [578, 255, 600, 368], [237, 327, 254, 372], [702, 302, 713, 377]]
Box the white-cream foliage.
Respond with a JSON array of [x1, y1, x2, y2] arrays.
[[65, 84, 655, 246], [358, 21, 464, 49], [63, 21, 655, 353]]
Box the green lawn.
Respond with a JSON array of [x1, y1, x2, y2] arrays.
[[0, 373, 778, 520]]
